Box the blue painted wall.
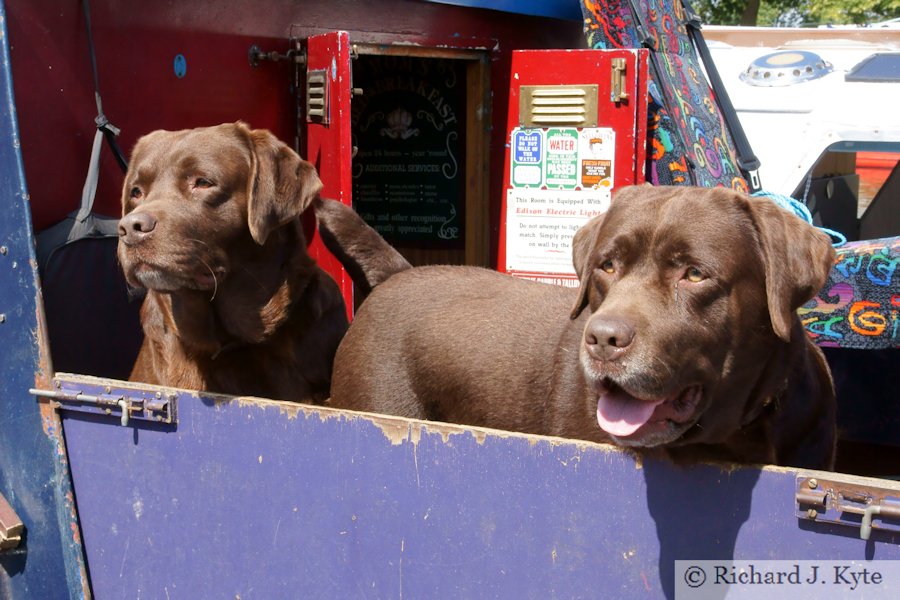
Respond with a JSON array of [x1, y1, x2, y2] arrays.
[[0, 1, 89, 596]]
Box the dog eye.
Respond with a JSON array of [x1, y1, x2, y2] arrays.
[[599, 259, 615, 274], [684, 266, 705, 283], [193, 177, 215, 189], [130, 187, 143, 200]]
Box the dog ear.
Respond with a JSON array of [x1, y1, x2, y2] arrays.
[[244, 126, 323, 245], [746, 194, 835, 342], [569, 212, 606, 319]]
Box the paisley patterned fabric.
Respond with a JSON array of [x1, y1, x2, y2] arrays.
[[802, 237, 900, 349], [580, 0, 748, 191], [582, 0, 641, 49]]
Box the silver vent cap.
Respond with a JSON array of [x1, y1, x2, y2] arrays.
[[740, 50, 834, 87]]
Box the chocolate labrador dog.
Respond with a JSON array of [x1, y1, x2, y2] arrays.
[[117, 122, 407, 402], [329, 185, 837, 468]]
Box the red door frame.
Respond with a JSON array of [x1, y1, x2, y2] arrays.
[[304, 31, 355, 316]]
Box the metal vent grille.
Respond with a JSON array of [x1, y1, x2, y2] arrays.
[[520, 85, 598, 128], [306, 69, 329, 124]]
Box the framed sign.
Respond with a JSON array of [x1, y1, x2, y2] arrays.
[[497, 48, 649, 284], [505, 126, 615, 283], [351, 56, 465, 247]]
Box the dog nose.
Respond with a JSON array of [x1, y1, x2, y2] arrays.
[[584, 316, 635, 361], [119, 212, 158, 245]]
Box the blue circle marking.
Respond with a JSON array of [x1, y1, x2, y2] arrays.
[[174, 54, 187, 78]]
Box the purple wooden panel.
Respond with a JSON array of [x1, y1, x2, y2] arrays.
[[60, 376, 900, 599]]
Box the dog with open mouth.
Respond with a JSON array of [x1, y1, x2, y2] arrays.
[[329, 185, 837, 468]]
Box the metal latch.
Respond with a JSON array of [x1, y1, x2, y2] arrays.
[[0, 492, 23, 551], [31, 381, 177, 426], [610, 58, 628, 103], [796, 476, 900, 540]]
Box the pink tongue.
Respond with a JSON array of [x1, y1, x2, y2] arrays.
[[597, 387, 665, 437]]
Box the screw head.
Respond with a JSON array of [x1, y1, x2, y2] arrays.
[[807, 509, 818, 519], [808, 479, 818, 489]]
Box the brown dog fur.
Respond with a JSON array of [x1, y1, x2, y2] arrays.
[[314, 197, 412, 299], [329, 185, 837, 468], [118, 123, 347, 402]]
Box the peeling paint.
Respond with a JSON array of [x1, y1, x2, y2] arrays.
[[70, 520, 81, 545], [31, 380, 91, 596], [424, 423, 467, 444], [33, 296, 54, 382], [132, 493, 144, 520], [50, 373, 807, 479], [374, 419, 410, 446], [408, 424, 422, 446], [38, 398, 57, 436], [398, 538, 405, 600], [557, 453, 584, 468], [235, 395, 305, 419], [52, 373, 666, 472]]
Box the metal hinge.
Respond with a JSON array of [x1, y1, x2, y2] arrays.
[[247, 44, 306, 68], [0, 492, 23, 551], [31, 381, 177, 426], [796, 476, 900, 540]]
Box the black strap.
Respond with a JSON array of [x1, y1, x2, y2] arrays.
[[682, 0, 761, 191], [82, 0, 128, 173]]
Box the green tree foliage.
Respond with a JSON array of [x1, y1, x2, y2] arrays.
[[690, 0, 900, 26], [807, 0, 900, 25]]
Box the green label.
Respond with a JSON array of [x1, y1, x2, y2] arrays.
[[511, 128, 544, 188], [545, 128, 578, 189]]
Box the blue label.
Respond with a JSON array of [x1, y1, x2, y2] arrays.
[[514, 130, 542, 164], [173, 54, 187, 78]]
